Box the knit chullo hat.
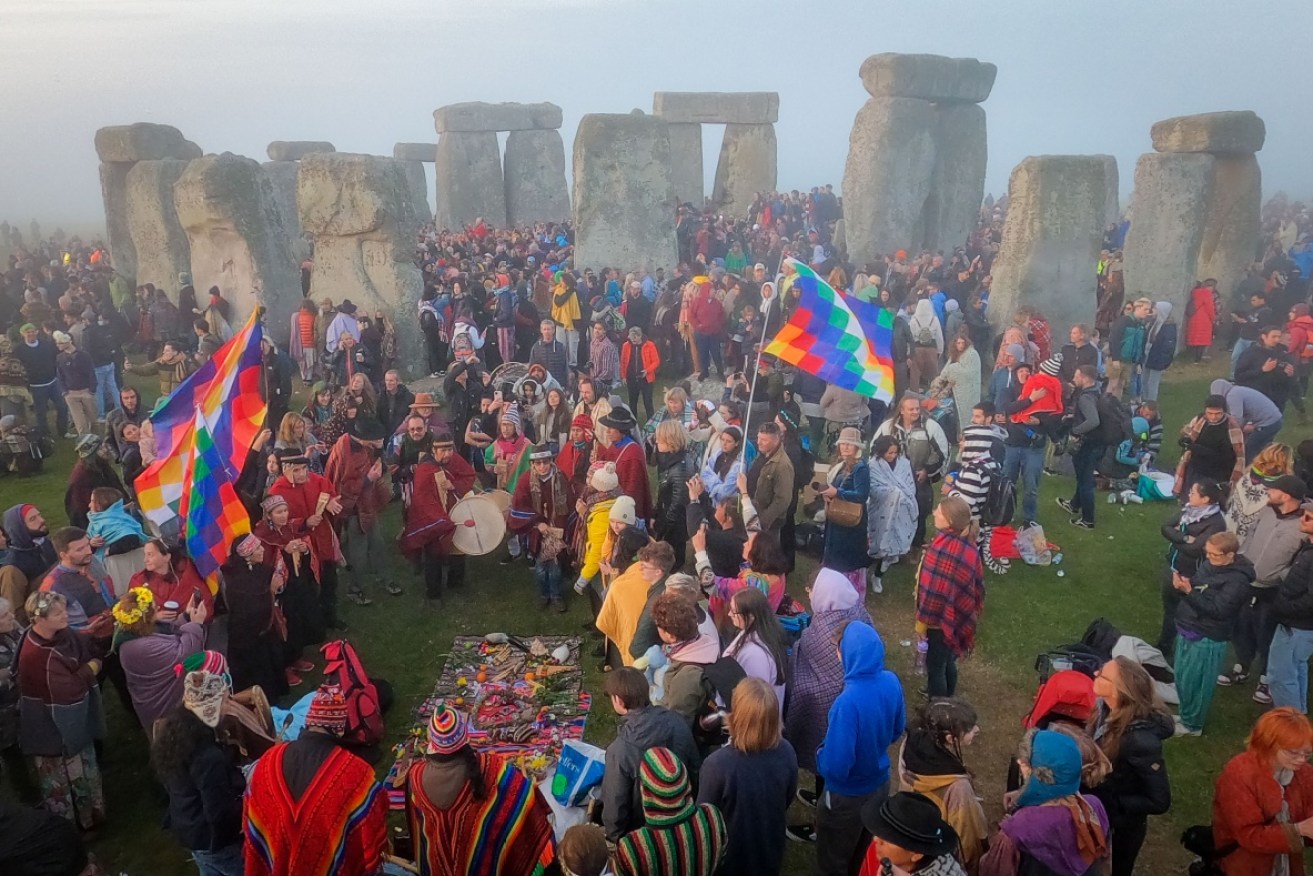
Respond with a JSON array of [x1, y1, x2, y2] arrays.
[[500, 404, 522, 431], [426, 704, 469, 755], [181, 650, 230, 679], [637, 747, 695, 826], [304, 685, 349, 735]]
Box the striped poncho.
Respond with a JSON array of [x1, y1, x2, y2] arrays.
[[616, 747, 726, 876], [406, 754, 555, 876]]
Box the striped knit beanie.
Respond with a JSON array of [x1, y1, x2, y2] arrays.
[[637, 747, 694, 826], [304, 685, 348, 735], [426, 704, 468, 755], [501, 404, 522, 431], [179, 649, 230, 683]]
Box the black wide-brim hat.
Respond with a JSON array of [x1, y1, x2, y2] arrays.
[[598, 407, 637, 432], [861, 791, 959, 858]]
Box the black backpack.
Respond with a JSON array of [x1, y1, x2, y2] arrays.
[[1094, 393, 1132, 445], [974, 461, 1016, 527]]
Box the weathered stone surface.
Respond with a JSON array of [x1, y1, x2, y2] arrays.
[[434, 131, 506, 228], [833, 218, 846, 254], [652, 92, 779, 125], [172, 154, 301, 345], [99, 162, 136, 282], [393, 142, 437, 162], [1150, 111, 1265, 155], [841, 97, 938, 264], [923, 103, 987, 252], [399, 160, 433, 221], [261, 161, 310, 261], [503, 129, 570, 225], [666, 123, 704, 206], [1124, 151, 1260, 331], [266, 141, 335, 162], [989, 156, 1111, 337], [297, 153, 425, 367], [432, 101, 562, 133], [95, 124, 201, 163], [859, 54, 997, 103], [572, 114, 677, 274], [125, 160, 191, 290], [711, 124, 777, 218], [1098, 155, 1120, 225]]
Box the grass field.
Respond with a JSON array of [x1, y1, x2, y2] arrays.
[[3, 354, 1308, 874]]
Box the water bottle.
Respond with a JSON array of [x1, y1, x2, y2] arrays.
[[914, 639, 928, 674]]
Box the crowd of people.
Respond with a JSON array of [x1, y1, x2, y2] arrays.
[[0, 192, 1312, 876]]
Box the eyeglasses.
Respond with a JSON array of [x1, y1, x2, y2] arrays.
[[1282, 748, 1313, 761]]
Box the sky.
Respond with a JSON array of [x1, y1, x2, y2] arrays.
[[1, 0, 1309, 229]]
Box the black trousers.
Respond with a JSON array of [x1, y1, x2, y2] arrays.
[[1158, 566, 1182, 658], [926, 628, 958, 697], [627, 379, 654, 421], [1110, 814, 1148, 876], [1234, 585, 1278, 676], [423, 546, 465, 599], [814, 783, 886, 876], [319, 560, 340, 627]]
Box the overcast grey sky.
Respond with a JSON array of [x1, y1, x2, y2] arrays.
[[2, 0, 1308, 228]]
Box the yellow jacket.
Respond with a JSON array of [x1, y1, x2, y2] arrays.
[[551, 282, 581, 331], [594, 564, 650, 667], [578, 498, 616, 581]]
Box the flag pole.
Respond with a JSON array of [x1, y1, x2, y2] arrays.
[[738, 259, 790, 464]]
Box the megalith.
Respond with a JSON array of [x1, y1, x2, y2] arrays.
[[1123, 111, 1264, 333], [172, 153, 301, 345], [653, 92, 779, 215], [504, 130, 570, 225], [988, 156, 1112, 336], [297, 153, 425, 365], [841, 53, 995, 264], [392, 143, 437, 222], [432, 101, 567, 227], [572, 113, 678, 273], [124, 159, 192, 291], [266, 141, 335, 162], [1098, 155, 1121, 226], [94, 123, 202, 285]]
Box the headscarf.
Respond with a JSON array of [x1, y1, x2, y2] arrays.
[[810, 567, 860, 613], [183, 670, 230, 728]]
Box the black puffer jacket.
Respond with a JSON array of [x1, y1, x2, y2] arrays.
[[1161, 507, 1227, 577], [1176, 555, 1256, 641], [1272, 542, 1313, 631], [1089, 706, 1173, 825], [600, 705, 701, 841]]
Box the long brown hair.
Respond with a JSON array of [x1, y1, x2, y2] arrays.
[[727, 677, 782, 754], [1089, 656, 1168, 761]]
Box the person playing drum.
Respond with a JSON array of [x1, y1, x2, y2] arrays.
[[401, 433, 477, 606]]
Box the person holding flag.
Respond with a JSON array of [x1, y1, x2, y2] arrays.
[[269, 451, 346, 633]]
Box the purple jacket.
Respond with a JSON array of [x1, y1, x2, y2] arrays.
[[985, 796, 1110, 876], [118, 623, 206, 733]]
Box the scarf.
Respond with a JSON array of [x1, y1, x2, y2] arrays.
[[1052, 796, 1109, 865], [1179, 502, 1220, 526]]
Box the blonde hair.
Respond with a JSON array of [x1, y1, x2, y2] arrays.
[[654, 419, 688, 452], [728, 676, 782, 753], [276, 412, 307, 447], [1252, 443, 1294, 479], [664, 386, 688, 407]]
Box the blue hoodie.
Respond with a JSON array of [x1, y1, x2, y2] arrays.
[[815, 621, 906, 796]]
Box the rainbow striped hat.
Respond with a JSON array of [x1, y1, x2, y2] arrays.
[[426, 704, 468, 755]]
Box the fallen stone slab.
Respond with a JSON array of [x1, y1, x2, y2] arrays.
[[1150, 111, 1266, 155], [433, 101, 563, 133], [266, 141, 336, 162], [393, 142, 437, 162], [652, 92, 779, 125], [95, 123, 202, 163], [859, 53, 997, 103]]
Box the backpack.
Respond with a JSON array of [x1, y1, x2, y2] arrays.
[[915, 322, 936, 346], [691, 655, 748, 750], [975, 461, 1016, 527], [1094, 393, 1132, 445], [320, 639, 388, 747]]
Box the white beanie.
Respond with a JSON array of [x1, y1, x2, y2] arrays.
[[609, 495, 637, 525], [590, 461, 619, 493]]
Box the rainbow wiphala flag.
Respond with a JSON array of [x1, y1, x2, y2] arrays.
[[184, 406, 251, 581]]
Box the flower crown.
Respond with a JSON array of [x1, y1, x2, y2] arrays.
[[112, 587, 155, 626]]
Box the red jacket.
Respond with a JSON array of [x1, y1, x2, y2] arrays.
[[268, 472, 341, 564], [1186, 285, 1218, 348], [1213, 750, 1313, 876], [1286, 311, 1313, 363], [689, 290, 726, 336], [323, 435, 390, 531], [620, 340, 660, 384]]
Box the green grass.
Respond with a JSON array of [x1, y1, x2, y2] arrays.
[[3, 355, 1307, 874]]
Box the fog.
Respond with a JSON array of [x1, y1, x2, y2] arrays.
[[1, 0, 1308, 229]]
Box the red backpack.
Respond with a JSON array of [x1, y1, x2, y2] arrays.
[[320, 639, 384, 747]]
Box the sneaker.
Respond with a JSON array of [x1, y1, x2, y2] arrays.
[[347, 592, 373, 607], [64, 430, 79, 439], [1173, 717, 1201, 737], [785, 824, 816, 843], [796, 788, 818, 809], [1070, 518, 1095, 530], [1253, 684, 1273, 705], [1055, 498, 1076, 514], [1216, 665, 1247, 686], [499, 553, 516, 566], [552, 598, 568, 614], [292, 658, 315, 672], [1043, 467, 1058, 477], [870, 575, 883, 594], [285, 668, 303, 687], [386, 583, 404, 596]]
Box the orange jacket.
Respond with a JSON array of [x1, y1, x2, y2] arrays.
[[620, 340, 660, 383]]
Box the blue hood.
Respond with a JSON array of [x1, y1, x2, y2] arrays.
[[816, 620, 905, 797], [840, 620, 887, 681]]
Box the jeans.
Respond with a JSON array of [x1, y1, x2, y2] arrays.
[[694, 332, 723, 377], [814, 783, 886, 876], [29, 381, 69, 438], [926, 628, 958, 697], [1070, 439, 1105, 524], [556, 326, 579, 367], [1268, 624, 1313, 711], [1244, 418, 1283, 462], [92, 364, 119, 418], [1003, 443, 1044, 524], [192, 843, 245, 876], [1142, 368, 1165, 402], [1231, 338, 1253, 377], [1234, 585, 1277, 676], [534, 558, 562, 602]]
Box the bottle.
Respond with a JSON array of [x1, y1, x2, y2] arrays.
[[914, 639, 928, 674]]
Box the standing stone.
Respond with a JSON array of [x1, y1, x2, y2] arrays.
[[434, 131, 506, 228], [261, 161, 311, 262], [988, 156, 1110, 336], [503, 129, 570, 225], [710, 124, 777, 219], [173, 154, 301, 345], [833, 218, 847, 254], [398, 160, 433, 221], [666, 123, 704, 206], [1098, 156, 1121, 226], [1195, 154, 1261, 299], [266, 141, 335, 161], [393, 143, 437, 162], [923, 103, 987, 253], [572, 113, 677, 273], [98, 163, 136, 283], [842, 97, 938, 264], [297, 153, 425, 366], [124, 159, 192, 290]]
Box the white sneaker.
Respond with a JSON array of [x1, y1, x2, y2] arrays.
[[1173, 717, 1202, 737], [870, 575, 883, 594]]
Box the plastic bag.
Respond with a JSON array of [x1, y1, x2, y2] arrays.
[[1016, 524, 1052, 566], [550, 739, 606, 807]]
